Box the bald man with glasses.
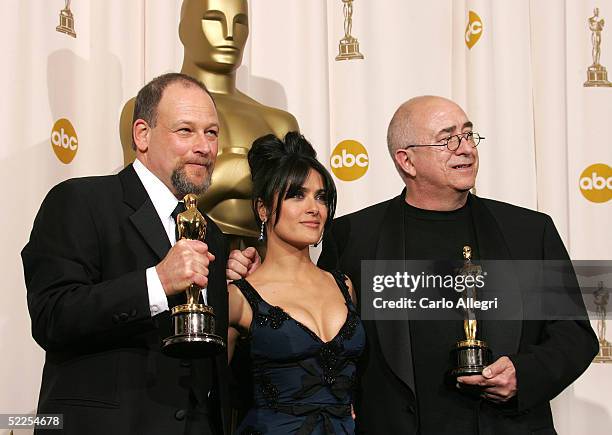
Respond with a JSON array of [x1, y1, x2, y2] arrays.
[[316, 96, 597, 434]]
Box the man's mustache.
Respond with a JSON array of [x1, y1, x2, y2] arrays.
[[182, 159, 214, 168]]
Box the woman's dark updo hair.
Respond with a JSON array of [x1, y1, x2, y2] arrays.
[[248, 131, 337, 231]]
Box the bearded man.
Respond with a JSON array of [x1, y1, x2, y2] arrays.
[[22, 73, 229, 435]]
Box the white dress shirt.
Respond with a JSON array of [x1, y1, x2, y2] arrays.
[[132, 159, 207, 317]]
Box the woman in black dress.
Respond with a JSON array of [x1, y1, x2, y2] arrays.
[[228, 132, 365, 434]]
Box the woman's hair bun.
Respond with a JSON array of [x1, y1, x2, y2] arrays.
[[248, 132, 316, 178], [281, 131, 317, 158]]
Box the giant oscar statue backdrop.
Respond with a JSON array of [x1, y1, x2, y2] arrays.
[[120, 0, 299, 240]]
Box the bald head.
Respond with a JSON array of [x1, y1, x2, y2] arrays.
[[386, 96, 479, 210], [387, 96, 463, 157]]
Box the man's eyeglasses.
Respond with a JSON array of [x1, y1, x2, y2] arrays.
[[403, 132, 485, 152]]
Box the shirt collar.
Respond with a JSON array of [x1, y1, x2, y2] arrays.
[[132, 159, 179, 221]]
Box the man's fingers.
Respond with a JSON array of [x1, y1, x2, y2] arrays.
[[177, 239, 213, 255], [227, 248, 260, 279], [226, 268, 242, 281], [227, 258, 247, 275], [242, 247, 261, 271], [457, 375, 495, 387], [481, 386, 515, 402], [226, 255, 249, 281], [192, 273, 208, 289], [243, 246, 258, 260], [159, 243, 213, 292], [229, 249, 251, 267], [246, 248, 261, 273], [482, 356, 513, 379]]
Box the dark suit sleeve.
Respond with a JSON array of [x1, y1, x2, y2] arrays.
[[509, 216, 598, 412], [22, 182, 155, 352], [318, 218, 349, 272]]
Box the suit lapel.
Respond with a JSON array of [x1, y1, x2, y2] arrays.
[[469, 194, 522, 358], [204, 216, 227, 332], [120, 165, 171, 261], [373, 191, 416, 394]]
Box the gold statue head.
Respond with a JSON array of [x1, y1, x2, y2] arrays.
[[184, 193, 199, 209], [179, 0, 249, 74], [463, 245, 472, 260]]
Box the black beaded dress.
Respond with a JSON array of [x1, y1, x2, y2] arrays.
[[233, 271, 365, 435]]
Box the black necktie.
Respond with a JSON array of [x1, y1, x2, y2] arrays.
[[171, 201, 186, 243]]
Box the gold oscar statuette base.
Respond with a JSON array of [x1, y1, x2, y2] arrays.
[[336, 38, 364, 61], [162, 304, 226, 358], [594, 340, 612, 363], [584, 64, 612, 87], [56, 10, 76, 38], [449, 339, 493, 379]]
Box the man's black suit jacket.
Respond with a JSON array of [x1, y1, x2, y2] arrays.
[[318, 192, 598, 435], [22, 165, 230, 435]]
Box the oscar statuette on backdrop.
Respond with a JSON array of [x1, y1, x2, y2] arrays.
[[584, 8, 612, 87], [594, 281, 612, 363], [56, 0, 76, 38], [448, 246, 492, 379], [336, 0, 364, 61], [162, 194, 226, 358]]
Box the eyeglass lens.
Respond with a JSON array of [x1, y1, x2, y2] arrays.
[[447, 133, 479, 150]]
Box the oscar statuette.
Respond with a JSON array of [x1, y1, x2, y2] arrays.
[[56, 0, 76, 38], [449, 246, 492, 379], [336, 0, 364, 61], [584, 8, 612, 87], [162, 194, 226, 358], [594, 281, 612, 363]]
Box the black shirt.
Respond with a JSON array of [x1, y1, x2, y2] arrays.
[[403, 200, 480, 435]]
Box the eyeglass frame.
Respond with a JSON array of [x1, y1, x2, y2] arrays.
[[402, 132, 485, 152]]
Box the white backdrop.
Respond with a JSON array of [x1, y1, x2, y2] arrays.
[[1, 1, 611, 434]]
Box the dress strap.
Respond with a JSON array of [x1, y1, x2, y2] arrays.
[[232, 279, 264, 313], [330, 270, 353, 307]]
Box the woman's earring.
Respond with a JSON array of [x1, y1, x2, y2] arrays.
[[258, 220, 266, 242]]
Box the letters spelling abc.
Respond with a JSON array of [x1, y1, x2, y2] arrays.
[[51, 128, 78, 151]]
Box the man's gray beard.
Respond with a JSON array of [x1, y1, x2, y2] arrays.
[[171, 164, 212, 198]]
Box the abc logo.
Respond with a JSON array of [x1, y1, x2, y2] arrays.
[[465, 10, 483, 49], [51, 118, 78, 164], [330, 140, 369, 181], [579, 163, 611, 203]]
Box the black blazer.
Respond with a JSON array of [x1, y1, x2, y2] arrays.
[[22, 165, 230, 435], [319, 192, 597, 435]]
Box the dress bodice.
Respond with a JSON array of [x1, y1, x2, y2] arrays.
[[233, 271, 365, 435]]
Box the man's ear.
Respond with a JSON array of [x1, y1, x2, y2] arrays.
[[133, 119, 150, 153], [394, 148, 417, 177]]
